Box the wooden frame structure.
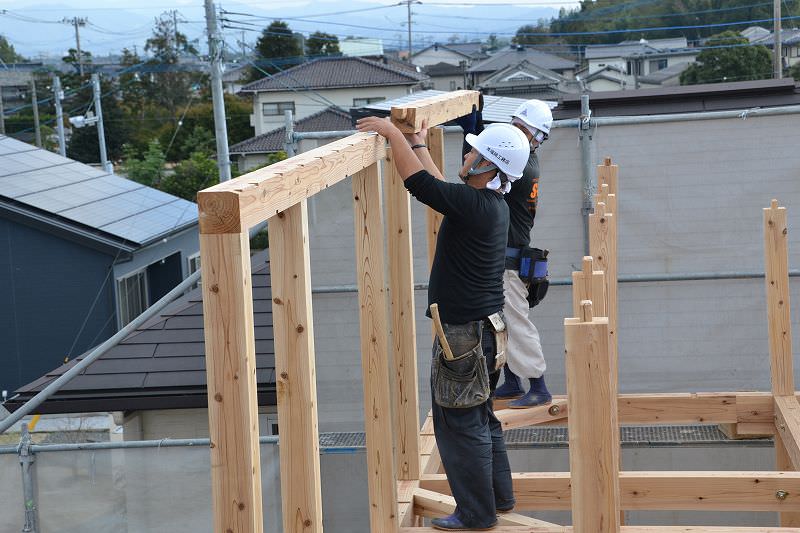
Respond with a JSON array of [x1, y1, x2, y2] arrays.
[[198, 90, 800, 532]]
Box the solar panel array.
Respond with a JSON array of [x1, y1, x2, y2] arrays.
[[0, 135, 197, 246]]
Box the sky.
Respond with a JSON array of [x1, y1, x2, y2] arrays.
[[0, 0, 582, 58]]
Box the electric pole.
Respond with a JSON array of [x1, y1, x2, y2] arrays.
[[0, 88, 5, 135], [407, 0, 412, 61], [53, 76, 66, 156], [63, 17, 88, 77], [30, 78, 42, 148], [204, 0, 231, 182], [774, 0, 783, 79], [92, 74, 112, 173]]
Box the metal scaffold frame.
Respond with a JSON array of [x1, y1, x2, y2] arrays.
[[197, 90, 800, 532]]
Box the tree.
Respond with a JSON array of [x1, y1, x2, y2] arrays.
[[0, 35, 24, 63], [160, 150, 218, 201], [250, 21, 304, 79], [512, 22, 553, 46], [790, 62, 800, 81], [119, 47, 147, 117], [680, 31, 772, 85], [121, 140, 166, 187], [66, 77, 132, 164], [306, 31, 340, 57], [62, 48, 92, 75]]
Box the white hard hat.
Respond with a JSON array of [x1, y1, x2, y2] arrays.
[[511, 99, 553, 136], [465, 123, 529, 179]]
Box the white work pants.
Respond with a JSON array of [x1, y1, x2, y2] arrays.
[[503, 269, 546, 378]]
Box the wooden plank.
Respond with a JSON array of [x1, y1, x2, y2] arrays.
[[352, 161, 399, 533], [412, 488, 560, 527], [594, 183, 616, 216], [496, 398, 568, 430], [597, 157, 618, 196], [425, 127, 445, 271], [777, 433, 800, 525], [775, 396, 800, 470], [421, 471, 800, 512], [384, 148, 421, 481], [269, 201, 322, 533], [564, 302, 619, 532], [589, 202, 618, 388], [200, 232, 263, 533], [198, 133, 386, 234], [402, 528, 800, 533], [571, 256, 607, 318], [764, 200, 794, 396], [391, 90, 479, 133]]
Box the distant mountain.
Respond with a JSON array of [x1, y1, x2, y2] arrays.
[[1, 1, 563, 58]]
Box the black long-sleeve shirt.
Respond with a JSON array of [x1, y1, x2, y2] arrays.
[[505, 152, 540, 248], [404, 169, 509, 324]]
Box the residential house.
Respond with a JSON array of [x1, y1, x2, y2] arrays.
[[468, 46, 578, 88], [0, 135, 199, 394], [340, 38, 384, 57], [238, 56, 428, 136], [411, 42, 487, 69], [582, 37, 698, 91], [0, 64, 39, 107], [477, 59, 578, 100], [422, 61, 469, 91], [229, 106, 354, 172], [743, 26, 800, 69], [221, 63, 251, 95]]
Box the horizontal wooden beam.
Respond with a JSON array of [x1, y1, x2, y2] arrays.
[[420, 471, 800, 512], [776, 396, 800, 469], [412, 488, 559, 527], [401, 527, 800, 532], [197, 133, 386, 234], [390, 90, 480, 133]]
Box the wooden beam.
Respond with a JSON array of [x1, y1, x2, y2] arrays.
[[269, 201, 322, 533], [198, 133, 386, 233], [571, 256, 606, 318], [384, 148, 421, 481], [777, 433, 800, 525], [589, 201, 618, 387], [764, 199, 794, 396], [597, 157, 618, 197], [352, 161, 399, 533], [401, 527, 800, 532], [200, 232, 263, 533], [421, 471, 800, 512], [391, 90, 479, 133], [564, 302, 620, 531], [425, 127, 445, 271], [412, 488, 560, 527], [776, 396, 800, 470], [496, 398, 568, 430]]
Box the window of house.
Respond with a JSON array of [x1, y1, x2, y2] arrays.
[[449, 80, 457, 90], [117, 271, 148, 327], [262, 102, 295, 116], [187, 253, 201, 290], [649, 59, 668, 72], [352, 97, 385, 107], [626, 60, 642, 76], [264, 413, 280, 436]]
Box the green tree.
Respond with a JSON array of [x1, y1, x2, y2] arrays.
[[306, 31, 340, 57], [250, 21, 304, 79], [512, 21, 552, 46], [119, 47, 147, 117], [160, 150, 218, 201], [66, 77, 132, 164], [62, 48, 92, 75], [0, 35, 24, 63], [680, 31, 772, 85], [790, 62, 800, 81], [121, 140, 166, 187]]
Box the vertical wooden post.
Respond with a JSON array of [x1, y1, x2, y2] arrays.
[[589, 202, 618, 385], [572, 256, 607, 318], [200, 231, 264, 533], [353, 162, 400, 533], [565, 301, 620, 533], [384, 148, 421, 481], [764, 199, 800, 526], [269, 200, 323, 533], [597, 157, 618, 197], [425, 127, 445, 269]]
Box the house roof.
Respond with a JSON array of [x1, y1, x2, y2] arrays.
[[230, 107, 354, 155], [4, 251, 276, 414], [478, 60, 569, 90], [358, 89, 529, 124], [413, 42, 487, 60], [423, 61, 467, 77], [637, 62, 693, 85], [749, 27, 800, 46], [0, 135, 197, 250], [585, 37, 694, 60], [469, 46, 576, 74], [239, 56, 428, 93]]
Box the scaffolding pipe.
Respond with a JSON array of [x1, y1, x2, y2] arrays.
[[283, 109, 296, 157], [18, 426, 38, 533], [0, 269, 202, 435], [578, 94, 593, 256]]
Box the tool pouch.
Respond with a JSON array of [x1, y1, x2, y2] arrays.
[[520, 247, 550, 308], [431, 322, 490, 409]]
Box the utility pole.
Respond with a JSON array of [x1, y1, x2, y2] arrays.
[[774, 0, 783, 79], [0, 87, 5, 135], [53, 76, 66, 156], [172, 10, 180, 56], [407, 0, 412, 61], [63, 18, 88, 77], [204, 0, 231, 182], [92, 74, 112, 173], [30, 78, 42, 147]]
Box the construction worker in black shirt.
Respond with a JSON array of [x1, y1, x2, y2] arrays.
[[356, 115, 530, 531], [459, 99, 554, 409]]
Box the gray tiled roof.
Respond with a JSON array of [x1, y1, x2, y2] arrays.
[[6, 252, 275, 413], [239, 56, 428, 93], [414, 42, 487, 60], [423, 62, 466, 77], [469, 47, 576, 74], [0, 135, 197, 247], [230, 107, 354, 154]]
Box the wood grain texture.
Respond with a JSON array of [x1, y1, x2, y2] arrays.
[[764, 200, 794, 396], [777, 433, 800, 525], [390, 90, 479, 133], [412, 488, 559, 527], [401, 527, 800, 532], [571, 256, 607, 318], [269, 201, 323, 533], [564, 314, 619, 532], [352, 162, 399, 533], [775, 396, 800, 470], [384, 148, 421, 481], [597, 158, 618, 196], [425, 127, 445, 272], [200, 232, 263, 533]]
